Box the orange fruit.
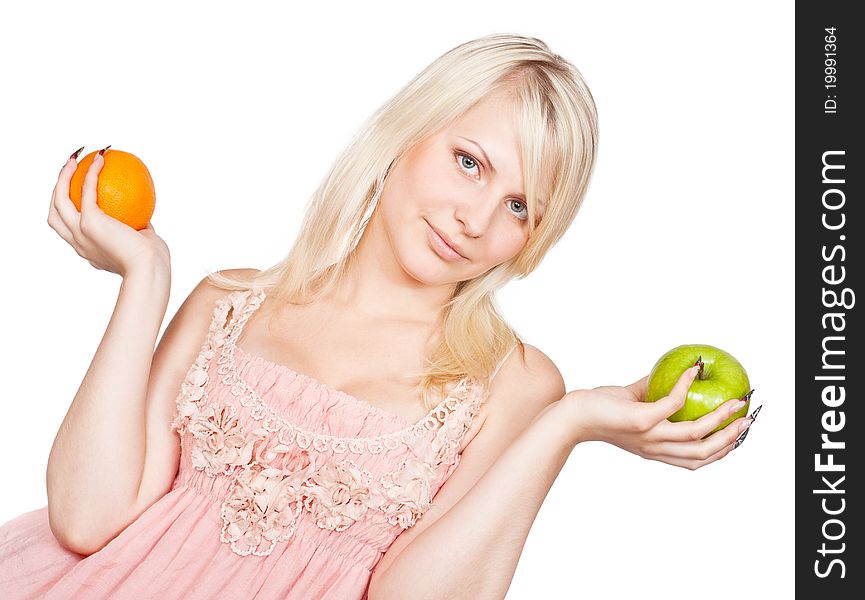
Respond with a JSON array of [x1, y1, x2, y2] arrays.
[[69, 149, 155, 231]]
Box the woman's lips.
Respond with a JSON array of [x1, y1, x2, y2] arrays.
[[425, 220, 468, 262]]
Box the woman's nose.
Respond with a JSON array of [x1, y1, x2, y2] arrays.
[[454, 195, 497, 238]]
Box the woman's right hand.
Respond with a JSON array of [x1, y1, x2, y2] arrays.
[[47, 151, 171, 279]]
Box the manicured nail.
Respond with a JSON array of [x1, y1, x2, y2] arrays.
[[748, 405, 762, 422], [69, 146, 85, 160], [733, 418, 754, 449], [98, 144, 111, 156]]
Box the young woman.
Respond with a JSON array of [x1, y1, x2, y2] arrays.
[[0, 33, 754, 599]]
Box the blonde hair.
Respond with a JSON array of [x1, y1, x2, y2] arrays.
[[207, 33, 599, 409]]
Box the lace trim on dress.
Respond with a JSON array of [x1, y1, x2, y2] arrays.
[[183, 396, 469, 556], [218, 288, 484, 451], [168, 288, 489, 557], [170, 293, 233, 436], [172, 288, 486, 449]]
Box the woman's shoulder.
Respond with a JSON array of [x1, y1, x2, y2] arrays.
[[180, 267, 263, 317], [491, 343, 566, 404], [196, 267, 263, 296], [496, 342, 565, 394], [208, 267, 262, 286], [465, 343, 566, 455], [221, 267, 262, 279]]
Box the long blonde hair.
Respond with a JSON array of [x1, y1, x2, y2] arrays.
[[207, 33, 599, 409]]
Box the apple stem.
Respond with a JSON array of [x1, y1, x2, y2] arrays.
[[693, 355, 705, 380]]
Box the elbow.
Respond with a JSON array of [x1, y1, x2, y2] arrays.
[[50, 525, 102, 557], [47, 510, 104, 557]]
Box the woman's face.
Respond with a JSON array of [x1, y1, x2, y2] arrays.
[[372, 89, 530, 287]]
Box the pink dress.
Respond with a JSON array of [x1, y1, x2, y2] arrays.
[[0, 288, 507, 599]]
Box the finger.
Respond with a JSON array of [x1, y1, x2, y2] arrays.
[[644, 365, 698, 422], [625, 375, 648, 402], [658, 397, 749, 442], [80, 152, 105, 216], [593, 385, 633, 397], [52, 157, 76, 206], [655, 441, 732, 471], [51, 162, 84, 240], [652, 416, 750, 461], [698, 443, 732, 468], [47, 209, 75, 246], [51, 159, 80, 217], [53, 185, 83, 225]]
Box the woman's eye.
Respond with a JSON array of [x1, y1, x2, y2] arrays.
[[508, 199, 529, 221], [456, 152, 480, 176]]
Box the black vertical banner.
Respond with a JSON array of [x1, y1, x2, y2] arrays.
[[796, 2, 862, 597]]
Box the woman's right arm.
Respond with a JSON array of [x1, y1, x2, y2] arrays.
[[43, 149, 255, 554], [46, 263, 171, 554], [45, 267, 251, 556]]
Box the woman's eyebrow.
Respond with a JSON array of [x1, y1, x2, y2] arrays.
[[458, 136, 497, 174], [457, 135, 526, 202]]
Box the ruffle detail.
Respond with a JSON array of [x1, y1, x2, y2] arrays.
[[168, 288, 488, 557], [170, 291, 235, 436], [180, 395, 476, 557]]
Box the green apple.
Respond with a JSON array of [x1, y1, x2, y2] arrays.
[[646, 344, 753, 432]]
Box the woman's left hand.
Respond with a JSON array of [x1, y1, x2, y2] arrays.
[[563, 366, 753, 470]]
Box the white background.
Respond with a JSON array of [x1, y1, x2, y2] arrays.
[[0, 1, 794, 598]]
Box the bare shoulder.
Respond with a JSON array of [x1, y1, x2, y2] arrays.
[[494, 343, 566, 407], [465, 343, 566, 449], [498, 344, 565, 394], [214, 267, 262, 281], [157, 265, 264, 372], [190, 267, 262, 306], [198, 267, 262, 293]]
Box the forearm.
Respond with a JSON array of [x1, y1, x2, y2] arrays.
[[46, 264, 170, 548], [371, 399, 577, 600]]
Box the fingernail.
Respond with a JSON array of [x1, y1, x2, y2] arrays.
[[98, 144, 111, 156], [748, 405, 762, 422], [733, 419, 754, 449], [730, 400, 746, 413], [690, 365, 699, 377], [69, 146, 85, 160]]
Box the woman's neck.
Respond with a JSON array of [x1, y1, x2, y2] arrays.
[[328, 219, 455, 325]]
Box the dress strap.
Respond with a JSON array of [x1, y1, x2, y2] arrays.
[[228, 288, 266, 343], [172, 288, 265, 436], [211, 288, 266, 347], [490, 343, 519, 383]]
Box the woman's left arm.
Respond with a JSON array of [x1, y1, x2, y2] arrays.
[[369, 366, 754, 600], [369, 398, 576, 600]]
